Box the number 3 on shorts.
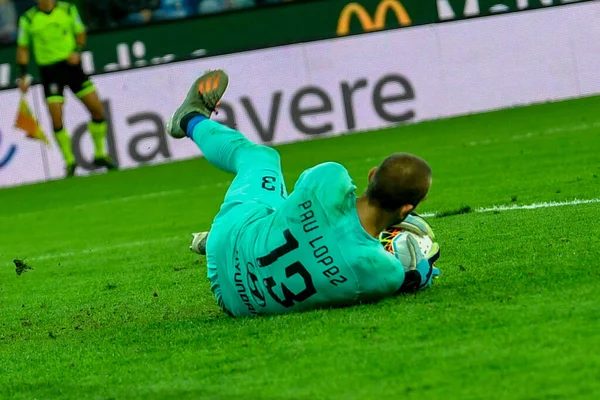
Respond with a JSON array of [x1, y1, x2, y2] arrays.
[[262, 176, 276, 191]]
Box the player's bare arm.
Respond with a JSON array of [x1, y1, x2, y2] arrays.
[[76, 31, 86, 49]]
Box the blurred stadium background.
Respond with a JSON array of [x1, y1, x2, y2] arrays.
[[1, 0, 289, 40]]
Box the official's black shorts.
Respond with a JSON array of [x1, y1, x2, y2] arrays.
[[38, 60, 95, 103]]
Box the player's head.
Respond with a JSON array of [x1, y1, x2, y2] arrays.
[[365, 153, 432, 224], [37, 0, 56, 11]]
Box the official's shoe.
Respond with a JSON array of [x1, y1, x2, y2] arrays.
[[93, 156, 119, 171], [190, 232, 209, 256], [65, 163, 77, 178], [167, 69, 229, 139]]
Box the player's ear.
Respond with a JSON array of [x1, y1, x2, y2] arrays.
[[400, 204, 415, 217], [367, 167, 377, 182]]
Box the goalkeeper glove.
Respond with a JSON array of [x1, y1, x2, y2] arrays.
[[398, 235, 440, 293], [398, 213, 440, 266]]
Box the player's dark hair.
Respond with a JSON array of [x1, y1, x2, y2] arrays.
[[365, 153, 432, 212]]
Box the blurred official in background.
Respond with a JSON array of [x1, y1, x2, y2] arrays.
[[16, 0, 117, 177]]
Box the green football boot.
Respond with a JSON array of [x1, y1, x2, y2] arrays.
[[167, 69, 229, 139]]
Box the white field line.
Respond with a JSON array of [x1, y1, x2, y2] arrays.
[[31, 236, 183, 261], [28, 198, 600, 262], [465, 121, 600, 147], [73, 189, 185, 210], [72, 180, 231, 210], [420, 198, 600, 218], [4, 182, 233, 220], [75, 180, 232, 210]]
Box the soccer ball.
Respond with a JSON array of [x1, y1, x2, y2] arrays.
[[379, 227, 434, 271]]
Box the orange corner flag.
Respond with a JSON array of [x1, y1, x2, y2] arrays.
[[14, 96, 50, 146]]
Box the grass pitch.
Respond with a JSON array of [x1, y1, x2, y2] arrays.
[[1, 96, 599, 399]]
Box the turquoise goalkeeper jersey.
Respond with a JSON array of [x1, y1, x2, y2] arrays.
[[211, 162, 406, 316]]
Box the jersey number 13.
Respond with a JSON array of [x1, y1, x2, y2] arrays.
[[257, 229, 317, 308]]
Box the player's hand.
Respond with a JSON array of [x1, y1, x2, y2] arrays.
[[67, 52, 81, 65], [17, 75, 31, 93], [398, 214, 441, 265], [397, 237, 441, 294]]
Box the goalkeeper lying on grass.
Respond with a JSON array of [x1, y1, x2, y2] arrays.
[[167, 70, 441, 317]]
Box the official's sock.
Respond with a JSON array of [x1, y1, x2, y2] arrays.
[[54, 128, 75, 165], [88, 119, 108, 158]]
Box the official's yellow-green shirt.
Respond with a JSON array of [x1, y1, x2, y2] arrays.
[[17, 2, 85, 67]]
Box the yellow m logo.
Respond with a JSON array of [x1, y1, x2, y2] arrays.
[[337, 0, 412, 36]]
